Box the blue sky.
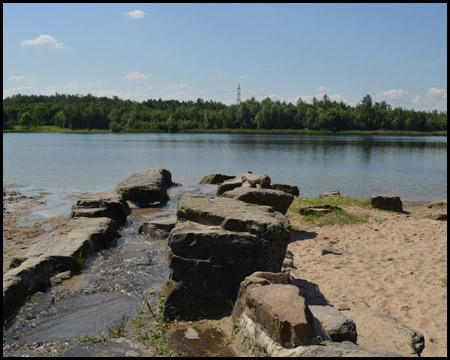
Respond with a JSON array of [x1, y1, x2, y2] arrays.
[[3, 3, 447, 111]]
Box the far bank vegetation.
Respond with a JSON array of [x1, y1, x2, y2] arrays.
[[3, 93, 447, 134]]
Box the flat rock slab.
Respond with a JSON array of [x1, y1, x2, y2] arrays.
[[319, 191, 341, 198], [299, 205, 341, 215], [71, 192, 129, 225], [245, 284, 316, 348], [342, 309, 424, 356], [115, 168, 172, 207], [309, 305, 357, 343], [138, 213, 177, 239], [221, 187, 294, 214], [3, 217, 118, 317], [176, 194, 290, 239], [371, 194, 403, 212]]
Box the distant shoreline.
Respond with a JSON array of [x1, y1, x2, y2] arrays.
[[3, 126, 447, 137]]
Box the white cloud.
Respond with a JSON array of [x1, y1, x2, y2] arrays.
[[426, 87, 447, 99], [9, 75, 38, 83], [123, 10, 145, 19], [376, 89, 411, 101], [21, 34, 69, 49], [315, 85, 330, 95], [375, 88, 447, 112], [9, 75, 26, 81], [122, 71, 152, 80], [166, 83, 190, 90]]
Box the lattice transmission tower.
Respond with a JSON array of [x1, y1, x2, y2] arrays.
[[237, 83, 241, 105]]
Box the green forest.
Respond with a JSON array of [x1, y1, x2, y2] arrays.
[[3, 93, 447, 133]]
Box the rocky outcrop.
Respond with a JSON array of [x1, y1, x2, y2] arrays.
[[199, 173, 235, 184], [115, 168, 172, 207], [138, 213, 177, 240], [216, 172, 271, 196], [371, 194, 403, 212], [221, 187, 294, 214], [3, 217, 119, 317], [71, 192, 130, 225], [163, 194, 290, 320], [271, 183, 299, 197]]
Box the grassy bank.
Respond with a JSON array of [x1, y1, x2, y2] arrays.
[[3, 126, 447, 136]]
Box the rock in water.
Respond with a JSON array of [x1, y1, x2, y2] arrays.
[[115, 168, 172, 207]]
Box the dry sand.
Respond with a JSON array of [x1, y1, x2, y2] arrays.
[[286, 201, 447, 357], [3, 189, 447, 357]]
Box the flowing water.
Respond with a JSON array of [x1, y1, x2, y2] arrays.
[[3, 185, 231, 357]]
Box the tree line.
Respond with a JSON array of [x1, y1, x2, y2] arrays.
[[3, 93, 447, 132]]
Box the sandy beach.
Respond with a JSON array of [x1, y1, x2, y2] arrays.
[[3, 189, 447, 357], [286, 201, 447, 357]]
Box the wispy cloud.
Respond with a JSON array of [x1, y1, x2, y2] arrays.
[[21, 34, 70, 49], [122, 10, 145, 19], [166, 83, 190, 90], [121, 71, 152, 80], [9, 75, 37, 83]]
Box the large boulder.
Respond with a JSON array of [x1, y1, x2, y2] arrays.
[[115, 168, 172, 207], [371, 194, 403, 212], [163, 194, 290, 320], [216, 172, 271, 196], [70, 192, 129, 225], [221, 187, 294, 214]]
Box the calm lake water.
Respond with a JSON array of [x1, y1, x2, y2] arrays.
[[3, 133, 447, 217]]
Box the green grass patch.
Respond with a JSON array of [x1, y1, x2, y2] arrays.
[[288, 196, 371, 227], [289, 196, 372, 212]]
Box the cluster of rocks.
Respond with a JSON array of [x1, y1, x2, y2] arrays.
[[3, 168, 173, 318], [231, 271, 423, 357], [4, 168, 429, 357], [162, 172, 302, 320]]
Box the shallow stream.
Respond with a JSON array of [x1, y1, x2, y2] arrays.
[[3, 184, 234, 357]]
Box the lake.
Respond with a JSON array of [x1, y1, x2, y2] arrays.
[[3, 133, 447, 217]]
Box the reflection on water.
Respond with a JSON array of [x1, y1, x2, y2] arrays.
[[3, 133, 447, 208]]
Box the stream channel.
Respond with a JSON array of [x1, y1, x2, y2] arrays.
[[3, 184, 237, 357]]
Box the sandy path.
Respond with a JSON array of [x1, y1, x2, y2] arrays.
[[287, 202, 447, 357]]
